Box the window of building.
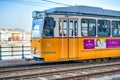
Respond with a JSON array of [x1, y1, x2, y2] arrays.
[[98, 20, 110, 37], [81, 19, 96, 37], [112, 21, 120, 36]]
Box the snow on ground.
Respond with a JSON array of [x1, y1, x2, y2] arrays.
[[89, 74, 120, 80]]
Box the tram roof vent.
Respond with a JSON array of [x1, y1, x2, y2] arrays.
[[104, 9, 120, 17], [44, 5, 120, 17]]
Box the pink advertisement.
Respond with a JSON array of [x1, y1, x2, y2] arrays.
[[106, 39, 120, 48], [84, 39, 120, 49], [84, 39, 94, 49]]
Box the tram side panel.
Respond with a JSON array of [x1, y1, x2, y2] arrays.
[[41, 38, 60, 62], [69, 38, 78, 59], [31, 38, 120, 62], [59, 38, 69, 60], [79, 38, 120, 60]]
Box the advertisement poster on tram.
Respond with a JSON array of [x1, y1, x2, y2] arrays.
[[84, 39, 120, 49], [106, 39, 120, 48], [95, 39, 106, 48], [84, 39, 94, 49]]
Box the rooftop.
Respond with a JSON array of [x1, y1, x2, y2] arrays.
[[43, 5, 120, 17]]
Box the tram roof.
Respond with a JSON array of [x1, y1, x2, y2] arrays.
[[44, 6, 120, 17]]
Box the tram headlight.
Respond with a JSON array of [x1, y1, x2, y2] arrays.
[[31, 47, 36, 54], [31, 47, 40, 54], [35, 50, 40, 54]]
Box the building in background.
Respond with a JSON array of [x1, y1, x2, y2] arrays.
[[0, 28, 31, 60], [0, 28, 31, 43]]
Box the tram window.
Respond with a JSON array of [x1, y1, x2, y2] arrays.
[[59, 20, 68, 36], [63, 20, 67, 36], [63, 20, 67, 29], [43, 29, 53, 36], [81, 19, 96, 37], [81, 19, 88, 36], [98, 20, 110, 37], [31, 18, 43, 38], [59, 20, 62, 36], [112, 21, 120, 36], [43, 17, 55, 37], [70, 21, 73, 29], [89, 20, 96, 36], [63, 30, 67, 36], [69, 21, 74, 36], [59, 19, 78, 37], [75, 21, 78, 36]]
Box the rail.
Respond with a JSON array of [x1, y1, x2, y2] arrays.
[[0, 45, 31, 60], [0, 61, 120, 79]]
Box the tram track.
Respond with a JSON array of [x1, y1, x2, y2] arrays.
[[0, 60, 120, 80], [0, 58, 119, 69], [0, 58, 119, 74]]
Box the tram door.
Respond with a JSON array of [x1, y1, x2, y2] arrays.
[[59, 18, 78, 60]]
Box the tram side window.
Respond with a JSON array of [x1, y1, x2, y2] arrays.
[[59, 20, 67, 36], [75, 21, 78, 36], [81, 19, 88, 36], [81, 19, 96, 37], [43, 17, 55, 37], [89, 20, 96, 36], [98, 20, 110, 37], [63, 20, 67, 36], [59, 20, 62, 36], [69, 21, 74, 36], [112, 21, 120, 36]]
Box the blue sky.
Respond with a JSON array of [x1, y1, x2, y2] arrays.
[[0, 0, 120, 32]]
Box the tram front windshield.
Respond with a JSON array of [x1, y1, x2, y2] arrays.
[[31, 18, 44, 38]]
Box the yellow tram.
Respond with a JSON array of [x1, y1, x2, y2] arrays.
[[31, 6, 120, 62]]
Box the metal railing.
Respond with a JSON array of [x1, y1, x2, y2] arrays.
[[0, 45, 31, 60]]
